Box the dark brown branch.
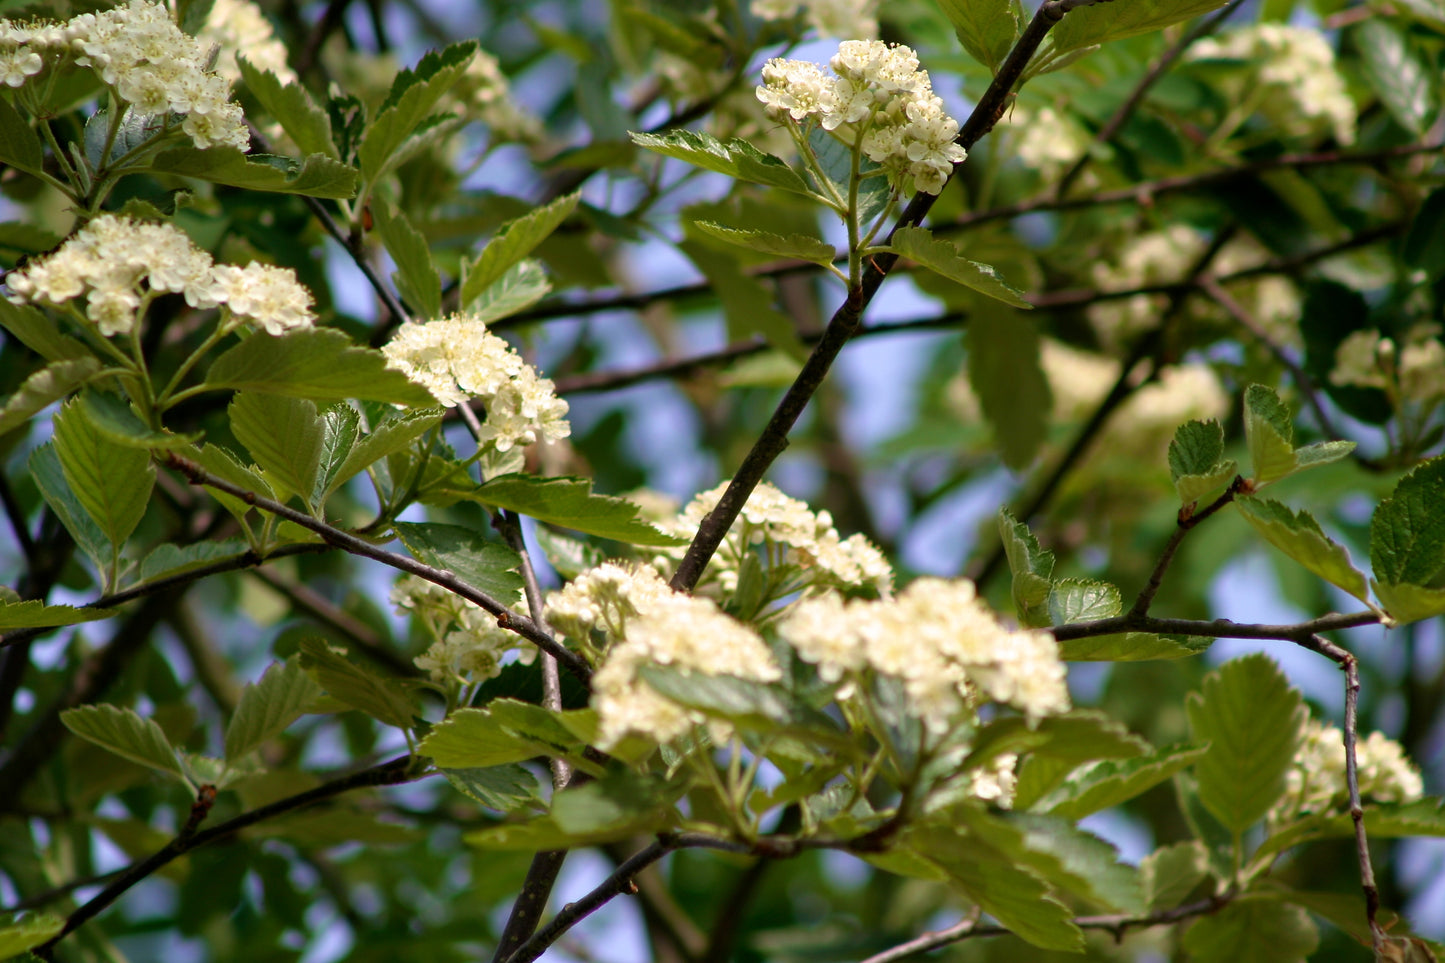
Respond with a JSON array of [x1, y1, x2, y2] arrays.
[[33, 755, 417, 958], [1050, 608, 1380, 643], [1129, 477, 1244, 617], [161, 452, 591, 684]]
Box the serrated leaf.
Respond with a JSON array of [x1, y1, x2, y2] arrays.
[[391, 521, 524, 601], [1259, 799, 1445, 859], [1354, 19, 1437, 136], [551, 770, 683, 837], [149, 147, 357, 197], [881, 227, 1031, 308], [235, 57, 338, 159], [639, 665, 847, 743], [417, 706, 559, 768], [442, 764, 543, 812], [1371, 456, 1445, 587], [1141, 841, 1209, 911], [29, 443, 109, 571], [137, 538, 249, 582], [936, 0, 1021, 73], [0, 599, 119, 629], [1372, 580, 1445, 625], [1058, 631, 1212, 661], [989, 810, 1146, 914], [532, 525, 605, 580], [0, 298, 94, 363], [1047, 577, 1121, 624], [324, 407, 440, 503], [466, 259, 552, 324], [76, 388, 198, 450], [225, 659, 323, 760], [1168, 420, 1226, 479], [1051, 0, 1231, 54], [630, 129, 814, 197], [998, 508, 1054, 627], [372, 197, 441, 319], [52, 399, 154, 549], [312, 403, 360, 509], [458, 474, 686, 547], [966, 711, 1149, 776], [1186, 654, 1304, 833], [360, 41, 477, 180], [463, 815, 577, 850], [1291, 439, 1355, 471], [185, 442, 275, 532], [229, 393, 324, 506], [691, 221, 838, 267], [0, 93, 44, 176], [206, 327, 436, 406], [1244, 384, 1297, 486], [297, 638, 416, 729], [1235, 496, 1371, 604], [680, 239, 805, 359], [0, 914, 64, 957], [1042, 743, 1210, 820], [1182, 899, 1317, 963], [967, 304, 1050, 468], [60, 704, 188, 783], [1176, 463, 1239, 506], [0, 358, 103, 439], [460, 191, 578, 305]]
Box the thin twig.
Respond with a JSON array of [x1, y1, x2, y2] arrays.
[[1050, 608, 1380, 643], [1129, 477, 1244, 617], [161, 452, 591, 683]]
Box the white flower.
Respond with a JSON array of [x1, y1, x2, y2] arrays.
[[381, 313, 571, 444], [1274, 719, 1423, 821], [393, 574, 523, 684], [198, 0, 295, 85], [751, 0, 879, 40], [449, 50, 542, 142], [212, 263, 315, 334], [544, 563, 672, 647]]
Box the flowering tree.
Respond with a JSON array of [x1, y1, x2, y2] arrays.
[[2, 0, 1445, 960]]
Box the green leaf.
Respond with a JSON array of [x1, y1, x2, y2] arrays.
[[1051, 0, 1232, 54], [630, 129, 814, 197], [967, 304, 1050, 468], [985, 810, 1145, 914], [488, 701, 598, 757], [691, 221, 838, 267], [460, 474, 686, 547], [206, 327, 436, 406], [75, 389, 199, 449], [235, 57, 338, 159], [1354, 19, 1437, 136], [1186, 654, 1304, 833], [0, 358, 103, 439], [0, 599, 119, 629], [185, 442, 275, 531], [1058, 631, 1212, 661], [1168, 419, 1238, 504], [461, 192, 579, 305], [966, 711, 1150, 776], [1182, 899, 1318, 963], [935, 0, 1021, 73], [52, 399, 154, 549], [1234, 496, 1371, 604], [29, 443, 110, 571], [0, 93, 45, 176], [807, 126, 891, 224], [224, 659, 323, 761], [391, 521, 524, 601], [465, 259, 552, 324], [907, 822, 1083, 950], [324, 407, 440, 503], [639, 665, 846, 743], [297, 638, 416, 729], [1047, 577, 1120, 624], [1372, 580, 1445, 625], [137, 538, 249, 582], [880, 227, 1031, 308], [1272, 889, 1405, 946], [311, 403, 360, 508], [680, 239, 805, 359], [372, 197, 442, 320], [1371, 456, 1445, 587], [442, 765, 543, 812], [551, 770, 683, 837], [1258, 799, 1445, 857], [360, 41, 478, 181], [1140, 841, 1209, 911], [1042, 743, 1210, 820], [0, 299, 94, 363], [417, 706, 563, 768], [463, 815, 578, 851], [229, 393, 324, 506], [1243, 384, 1296, 486], [0, 914, 64, 957], [1403, 188, 1445, 281], [998, 508, 1054, 627], [149, 147, 357, 198], [60, 704, 188, 784]]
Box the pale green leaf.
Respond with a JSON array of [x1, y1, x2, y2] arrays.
[[998, 508, 1054, 627], [1047, 577, 1121, 624], [297, 638, 416, 729], [691, 221, 838, 267], [324, 407, 441, 503], [1042, 743, 1210, 820], [312, 403, 360, 508], [881, 227, 1031, 307], [360, 41, 478, 181], [417, 706, 557, 768], [461, 191, 579, 305], [206, 327, 437, 406], [640, 665, 848, 746], [75, 389, 199, 449], [1052, 0, 1232, 54], [235, 56, 338, 159], [0, 914, 64, 957], [1372, 580, 1445, 625], [137, 538, 249, 582], [630, 129, 813, 197], [1058, 631, 1212, 661], [442, 765, 543, 812], [1371, 456, 1445, 586], [1235, 496, 1371, 604], [0, 358, 103, 439], [229, 393, 324, 506], [149, 147, 357, 197], [463, 815, 577, 851], [373, 197, 442, 319], [988, 810, 1145, 914], [1182, 899, 1318, 963], [936, 0, 1021, 72], [0, 298, 94, 363], [1186, 654, 1305, 833], [1291, 440, 1356, 471], [60, 704, 188, 783], [967, 305, 1050, 468], [185, 442, 275, 532], [1243, 383, 1296, 486], [461, 474, 686, 547], [1168, 419, 1238, 503], [52, 399, 154, 548], [0, 599, 118, 629], [551, 770, 682, 837], [225, 659, 323, 760], [1176, 463, 1239, 506], [465, 259, 552, 324], [1141, 841, 1209, 911], [392, 521, 524, 601]]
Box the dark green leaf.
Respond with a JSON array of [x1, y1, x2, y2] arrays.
[[967, 304, 1050, 468], [1182, 899, 1317, 963], [29, 443, 110, 570], [1403, 189, 1445, 281], [149, 148, 357, 197], [311, 403, 360, 508], [360, 41, 478, 180], [640, 665, 846, 743], [324, 407, 440, 503], [0, 299, 94, 363], [882, 227, 1031, 308], [691, 221, 838, 267], [206, 327, 437, 406], [1042, 743, 1210, 820], [75, 389, 199, 449], [297, 638, 416, 729], [1354, 19, 1437, 136], [235, 57, 338, 159], [225, 659, 323, 760], [461, 474, 686, 547], [1140, 841, 1209, 911], [137, 538, 249, 582], [0, 94, 44, 176], [392, 521, 524, 601], [551, 770, 683, 837], [1370, 455, 1445, 586], [442, 765, 543, 812], [1052, 0, 1232, 54], [1169, 419, 1238, 503]]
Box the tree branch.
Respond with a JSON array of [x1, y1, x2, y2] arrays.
[[1051, 608, 1380, 643], [1129, 477, 1244, 617]]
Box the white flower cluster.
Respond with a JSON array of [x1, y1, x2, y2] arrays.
[[392, 575, 525, 685], [551, 566, 782, 748], [1273, 718, 1424, 821], [778, 578, 1070, 731], [451, 50, 542, 143], [1331, 325, 1445, 407], [5, 214, 314, 337], [751, 0, 879, 40], [666, 481, 893, 598], [381, 313, 570, 447], [197, 0, 296, 85], [1009, 105, 1093, 181], [756, 40, 966, 195], [1190, 24, 1355, 145], [0, 0, 250, 150]]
